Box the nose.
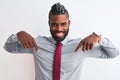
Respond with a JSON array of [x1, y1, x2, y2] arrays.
[[56, 25, 62, 31]]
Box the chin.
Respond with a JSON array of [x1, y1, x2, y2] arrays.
[[50, 29, 69, 42]]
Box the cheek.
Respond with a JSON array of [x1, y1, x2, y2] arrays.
[[64, 26, 69, 30], [63, 27, 68, 31], [50, 25, 69, 31], [50, 27, 56, 31]]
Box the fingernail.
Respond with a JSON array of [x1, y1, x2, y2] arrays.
[[74, 51, 76, 53], [37, 49, 39, 53], [74, 50, 78, 53]]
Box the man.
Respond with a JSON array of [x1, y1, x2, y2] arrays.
[[4, 3, 119, 80]]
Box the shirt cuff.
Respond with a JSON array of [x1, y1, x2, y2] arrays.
[[98, 37, 114, 48], [98, 37, 106, 45], [6, 34, 20, 43]]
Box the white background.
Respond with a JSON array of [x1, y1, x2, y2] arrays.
[[0, 0, 120, 80]]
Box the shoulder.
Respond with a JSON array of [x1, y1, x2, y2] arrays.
[[35, 36, 52, 45], [65, 37, 82, 46]]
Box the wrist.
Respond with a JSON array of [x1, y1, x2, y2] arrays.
[[93, 32, 101, 42]]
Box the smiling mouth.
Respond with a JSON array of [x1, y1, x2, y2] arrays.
[[50, 29, 69, 42], [55, 32, 64, 37]]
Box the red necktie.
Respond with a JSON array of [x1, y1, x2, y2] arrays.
[[53, 42, 62, 80]]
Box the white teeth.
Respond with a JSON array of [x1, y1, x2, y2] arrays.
[[56, 33, 64, 37]]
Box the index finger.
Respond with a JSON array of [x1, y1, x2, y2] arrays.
[[32, 41, 39, 53], [74, 40, 83, 53]]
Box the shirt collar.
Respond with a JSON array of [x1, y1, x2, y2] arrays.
[[50, 36, 69, 45]]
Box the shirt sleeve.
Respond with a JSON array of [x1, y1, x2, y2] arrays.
[[4, 34, 34, 53], [84, 37, 119, 59]]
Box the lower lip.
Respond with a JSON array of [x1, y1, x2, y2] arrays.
[[56, 33, 64, 37]]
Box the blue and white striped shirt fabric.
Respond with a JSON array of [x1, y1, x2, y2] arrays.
[[4, 34, 119, 80]]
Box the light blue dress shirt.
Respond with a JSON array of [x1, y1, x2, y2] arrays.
[[4, 34, 119, 80]]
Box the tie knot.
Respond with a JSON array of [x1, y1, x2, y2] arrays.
[[56, 42, 62, 46]]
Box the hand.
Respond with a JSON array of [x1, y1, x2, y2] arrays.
[[17, 31, 39, 52], [74, 32, 101, 53]]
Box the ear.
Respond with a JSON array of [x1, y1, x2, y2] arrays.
[[48, 20, 50, 27], [68, 20, 71, 26]]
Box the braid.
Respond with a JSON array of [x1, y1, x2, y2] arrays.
[[49, 3, 69, 19]]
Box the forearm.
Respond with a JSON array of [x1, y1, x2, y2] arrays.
[[85, 37, 119, 59], [4, 34, 33, 53], [98, 37, 119, 58]]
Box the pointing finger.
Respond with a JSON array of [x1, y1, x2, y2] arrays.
[[33, 41, 39, 53], [74, 40, 83, 53]]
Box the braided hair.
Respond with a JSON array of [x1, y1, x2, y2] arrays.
[[48, 3, 69, 20]]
